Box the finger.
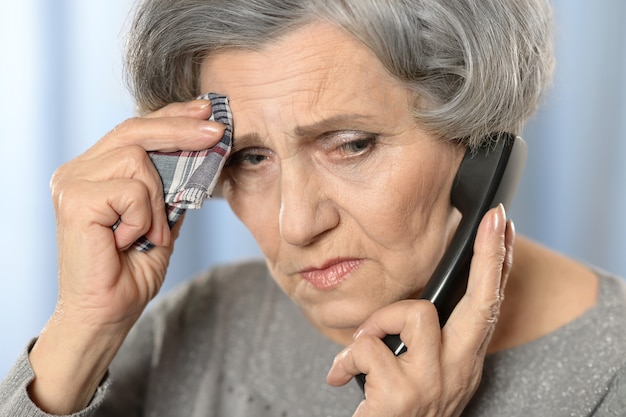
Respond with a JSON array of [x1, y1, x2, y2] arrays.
[[501, 219, 516, 299], [87, 100, 226, 156], [166, 211, 185, 245], [55, 146, 170, 247], [141, 208, 187, 251], [326, 302, 442, 387], [328, 331, 444, 417], [56, 179, 155, 252], [352, 299, 441, 362], [143, 99, 211, 119], [125, 214, 186, 279], [443, 204, 509, 360], [97, 147, 168, 245], [470, 219, 515, 358], [327, 346, 359, 386], [105, 180, 158, 250], [326, 334, 404, 388]]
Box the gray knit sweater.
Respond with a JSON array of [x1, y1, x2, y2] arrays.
[[2, 260, 626, 416]]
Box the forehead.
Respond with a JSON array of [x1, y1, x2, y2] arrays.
[[198, 22, 411, 127]]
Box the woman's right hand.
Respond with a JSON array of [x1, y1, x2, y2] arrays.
[[27, 99, 226, 415]]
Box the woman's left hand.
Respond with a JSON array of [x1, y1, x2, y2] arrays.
[[326, 205, 515, 417]]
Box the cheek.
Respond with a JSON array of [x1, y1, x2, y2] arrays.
[[223, 182, 281, 260], [351, 159, 454, 250], [225, 191, 296, 297]]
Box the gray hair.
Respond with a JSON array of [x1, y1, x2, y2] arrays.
[[125, 0, 554, 149]]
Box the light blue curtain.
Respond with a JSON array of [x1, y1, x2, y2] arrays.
[[513, 1, 626, 272], [0, 1, 624, 377]]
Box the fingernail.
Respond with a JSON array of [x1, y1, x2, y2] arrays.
[[162, 223, 171, 247], [195, 99, 211, 110], [506, 219, 516, 248], [327, 354, 340, 377], [493, 203, 506, 234], [329, 347, 350, 372], [200, 122, 226, 136]]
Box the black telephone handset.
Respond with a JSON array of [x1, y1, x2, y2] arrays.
[[355, 133, 527, 391]]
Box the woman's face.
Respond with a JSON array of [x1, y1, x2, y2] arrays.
[[200, 22, 464, 343]]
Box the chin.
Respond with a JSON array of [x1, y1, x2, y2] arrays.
[[304, 297, 379, 332]]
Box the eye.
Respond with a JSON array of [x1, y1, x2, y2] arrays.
[[226, 147, 270, 167], [340, 137, 375, 154], [327, 132, 379, 158], [223, 146, 276, 189]]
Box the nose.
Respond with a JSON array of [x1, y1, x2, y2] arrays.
[[278, 160, 339, 247]]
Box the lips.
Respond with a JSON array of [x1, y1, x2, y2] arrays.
[[299, 258, 364, 290]]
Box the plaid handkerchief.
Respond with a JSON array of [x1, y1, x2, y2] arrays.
[[132, 92, 233, 251]]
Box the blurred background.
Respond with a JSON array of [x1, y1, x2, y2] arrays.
[[0, 1, 624, 377]]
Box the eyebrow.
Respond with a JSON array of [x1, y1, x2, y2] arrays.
[[233, 113, 372, 149], [294, 113, 372, 136]]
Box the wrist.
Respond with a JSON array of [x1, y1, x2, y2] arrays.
[[27, 314, 131, 414]]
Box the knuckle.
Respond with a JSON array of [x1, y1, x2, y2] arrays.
[[488, 238, 507, 267], [479, 294, 503, 325], [118, 179, 150, 204], [115, 145, 154, 178], [391, 383, 439, 416], [112, 116, 142, 137], [503, 245, 514, 274], [392, 394, 413, 415], [474, 229, 507, 273], [49, 162, 77, 208], [54, 182, 89, 221], [478, 250, 505, 281], [404, 299, 439, 329], [121, 144, 150, 164], [49, 164, 67, 196], [488, 298, 503, 324], [352, 333, 380, 357], [395, 388, 420, 414]]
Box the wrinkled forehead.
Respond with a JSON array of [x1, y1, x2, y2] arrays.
[[199, 22, 410, 133]]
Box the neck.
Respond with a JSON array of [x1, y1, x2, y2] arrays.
[[487, 235, 598, 353]]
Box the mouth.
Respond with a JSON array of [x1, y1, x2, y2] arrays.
[[299, 258, 365, 290]]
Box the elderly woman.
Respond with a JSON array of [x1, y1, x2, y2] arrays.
[[2, 0, 625, 416]]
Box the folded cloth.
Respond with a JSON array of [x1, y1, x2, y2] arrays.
[[131, 92, 233, 251]]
